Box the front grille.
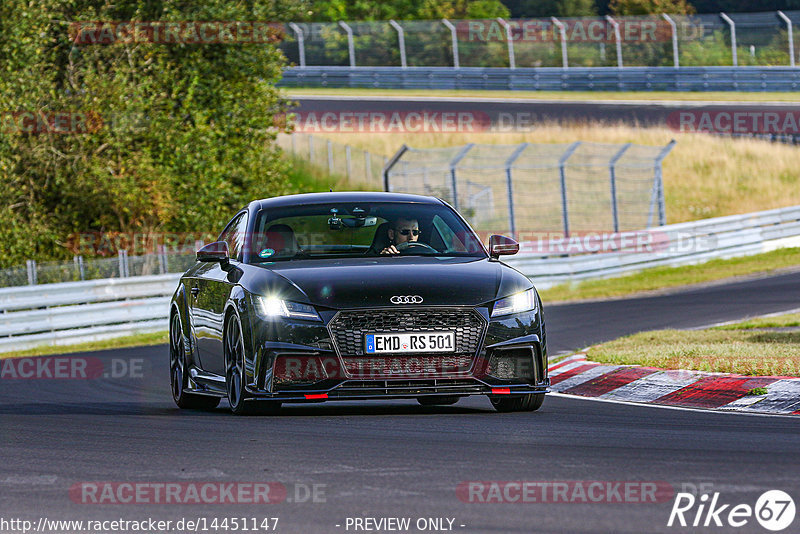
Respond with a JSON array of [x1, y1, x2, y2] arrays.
[[343, 354, 474, 378], [328, 308, 486, 378]]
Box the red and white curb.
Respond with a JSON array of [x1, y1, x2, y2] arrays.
[[548, 354, 800, 415]]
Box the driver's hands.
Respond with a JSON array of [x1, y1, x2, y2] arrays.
[[380, 245, 399, 255]]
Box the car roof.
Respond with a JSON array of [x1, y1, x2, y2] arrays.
[[253, 191, 444, 210]]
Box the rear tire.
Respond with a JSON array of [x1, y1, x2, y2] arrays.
[[490, 393, 544, 413], [417, 396, 460, 406], [170, 312, 220, 410], [225, 313, 281, 416]]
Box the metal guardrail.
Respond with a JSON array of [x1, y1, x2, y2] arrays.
[[0, 274, 179, 352], [280, 66, 800, 92], [1, 205, 799, 352], [505, 205, 800, 289]]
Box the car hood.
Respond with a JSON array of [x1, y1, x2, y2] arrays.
[[249, 256, 531, 309]]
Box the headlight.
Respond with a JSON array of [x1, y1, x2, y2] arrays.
[[253, 296, 321, 321], [491, 288, 537, 317]]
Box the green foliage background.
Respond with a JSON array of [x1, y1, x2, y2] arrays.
[[0, 0, 304, 267]]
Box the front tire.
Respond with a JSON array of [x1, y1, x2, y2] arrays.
[[490, 393, 544, 413], [225, 313, 280, 416], [170, 313, 220, 410]]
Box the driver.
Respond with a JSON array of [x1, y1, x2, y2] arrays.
[[381, 217, 420, 255]]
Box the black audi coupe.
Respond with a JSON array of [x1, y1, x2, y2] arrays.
[[169, 192, 549, 414]]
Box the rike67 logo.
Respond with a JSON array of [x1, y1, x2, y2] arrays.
[[668, 490, 795, 531]]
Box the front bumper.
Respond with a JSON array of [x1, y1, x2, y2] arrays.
[[244, 306, 548, 403]]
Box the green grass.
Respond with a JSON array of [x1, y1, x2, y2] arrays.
[[714, 313, 800, 330], [0, 331, 168, 360], [285, 87, 800, 102], [587, 328, 800, 376], [748, 387, 769, 396], [539, 247, 800, 303]]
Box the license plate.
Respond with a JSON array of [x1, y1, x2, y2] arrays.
[[365, 332, 455, 354]]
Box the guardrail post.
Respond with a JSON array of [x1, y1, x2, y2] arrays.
[[551, 17, 569, 68], [365, 150, 372, 182], [778, 11, 795, 67], [327, 139, 333, 174], [441, 19, 460, 68], [559, 142, 581, 237], [662, 14, 680, 68], [497, 18, 516, 69], [345, 145, 352, 179], [609, 143, 632, 233], [605, 16, 623, 68], [382, 145, 409, 192], [504, 143, 529, 238], [448, 144, 475, 210], [308, 134, 314, 161], [26, 260, 37, 285], [288, 22, 306, 68], [338, 21, 356, 67], [389, 20, 407, 68], [290, 132, 297, 154], [720, 13, 737, 66]]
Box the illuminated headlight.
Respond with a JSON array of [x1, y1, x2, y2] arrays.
[[491, 288, 538, 317], [254, 296, 321, 321]]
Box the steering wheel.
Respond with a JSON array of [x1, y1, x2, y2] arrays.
[[396, 241, 437, 253]]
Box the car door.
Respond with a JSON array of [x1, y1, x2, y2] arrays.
[[192, 211, 248, 376]]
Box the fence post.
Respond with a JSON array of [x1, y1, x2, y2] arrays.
[[118, 249, 129, 278], [389, 20, 407, 68], [26, 260, 37, 285], [382, 145, 409, 192], [496, 18, 516, 69], [551, 17, 568, 68], [291, 132, 297, 154], [662, 14, 680, 68], [448, 144, 475, 211], [605, 16, 623, 68], [365, 150, 372, 182], [308, 134, 314, 161], [778, 11, 795, 67], [559, 142, 581, 237], [338, 21, 356, 67], [158, 245, 168, 274], [720, 13, 737, 66], [327, 139, 334, 174], [288, 22, 306, 68], [345, 144, 352, 180], [74, 255, 85, 281], [442, 19, 460, 68], [609, 143, 632, 233], [504, 143, 529, 239], [654, 140, 676, 227]]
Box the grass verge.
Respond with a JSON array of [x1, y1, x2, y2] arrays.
[[587, 318, 800, 376], [539, 247, 800, 303], [285, 88, 800, 102], [0, 331, 168, 360]]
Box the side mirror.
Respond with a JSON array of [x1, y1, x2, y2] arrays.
[[197, 241, 229, 263], [489, 235, 519, 259]]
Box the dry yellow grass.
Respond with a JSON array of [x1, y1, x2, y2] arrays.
[[311, 124, 800, 223]]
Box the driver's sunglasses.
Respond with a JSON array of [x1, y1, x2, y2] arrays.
[[397, 229, 421, 236]]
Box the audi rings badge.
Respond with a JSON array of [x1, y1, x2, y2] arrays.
[[390, 295, 423, 305]]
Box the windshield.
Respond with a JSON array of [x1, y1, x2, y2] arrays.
[[248, 201, 486, 262]]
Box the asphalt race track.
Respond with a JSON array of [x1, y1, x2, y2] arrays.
[[2, 272, 799, 534], [290, 94, 800, 130]]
